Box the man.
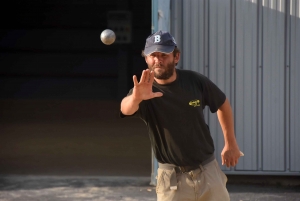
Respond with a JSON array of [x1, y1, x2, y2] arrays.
[[120, 30, 241, 201]]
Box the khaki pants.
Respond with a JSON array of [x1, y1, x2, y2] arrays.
[[156, 159, 230, 201]]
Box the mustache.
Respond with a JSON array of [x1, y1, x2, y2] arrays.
[[153, 64, 163, 68]]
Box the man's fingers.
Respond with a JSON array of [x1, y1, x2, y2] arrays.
[[133, 75, 138, 86], [225, 160, 230, 167], [224, 159, 232, 167], [143, 70, 149, 83], [140, 70, 146, 83], [140, 69, 150, 83], [226, 159, 231, 167], [140, 69, 152, 84], [149, 70, 155, 84], [222, 153, 239, 167], [223, 157, 239, 167]]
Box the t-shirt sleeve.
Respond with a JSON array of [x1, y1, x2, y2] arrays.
[[201, 76, 226, 113]]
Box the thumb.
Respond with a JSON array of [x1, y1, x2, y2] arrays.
[[152, 92, 163, 98], [221, 154, 225, 165]]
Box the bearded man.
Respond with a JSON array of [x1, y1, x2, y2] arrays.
[[120, 30, 241, 201]]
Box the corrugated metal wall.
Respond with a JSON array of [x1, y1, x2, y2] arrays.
[[290, 0, 300, 172], [234, 0, 259, 171], [150, 0, 299, 185], [166, 0, 300, 175], [152, 0, 300, 183], [151, 0, 300, 184]]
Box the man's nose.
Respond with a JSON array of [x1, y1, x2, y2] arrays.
[[154, 55, 162, 62]]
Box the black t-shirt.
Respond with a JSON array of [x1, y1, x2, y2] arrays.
[[121, 68, 226, 166]]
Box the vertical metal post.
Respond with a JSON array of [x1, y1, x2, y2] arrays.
[[150, 0, 171, 186], [152, 0, 158, 34]]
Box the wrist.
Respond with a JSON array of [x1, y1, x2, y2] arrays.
[[131, 94, 143, 105], [224, 136, 237, 146]]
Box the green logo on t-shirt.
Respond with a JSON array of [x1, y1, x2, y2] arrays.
[[189, 99, 200, 107]]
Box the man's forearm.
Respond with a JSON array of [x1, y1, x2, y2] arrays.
[[120, 95, 142, 115], [217, 98, 237, 145], [217, 98, 241, 167]]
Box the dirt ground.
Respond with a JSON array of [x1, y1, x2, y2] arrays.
[[0, 99, 152, 177]]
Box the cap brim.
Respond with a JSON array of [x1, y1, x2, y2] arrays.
[[144, 45, 175, 56]]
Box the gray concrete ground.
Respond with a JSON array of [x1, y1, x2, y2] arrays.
[[0, 175, 299, 201], [0, 176, 156, 201]]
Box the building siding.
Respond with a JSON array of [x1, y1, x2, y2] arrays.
[[151, 0, 299, 184]]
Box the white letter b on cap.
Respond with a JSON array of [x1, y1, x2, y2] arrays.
[[154, 35, 161, 43]]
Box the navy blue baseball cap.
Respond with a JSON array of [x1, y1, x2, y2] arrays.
[[144, 30, 177, 56]]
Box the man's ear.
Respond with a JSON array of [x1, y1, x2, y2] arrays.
[[174, 53, 180, 63]]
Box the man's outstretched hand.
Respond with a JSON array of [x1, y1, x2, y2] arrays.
[[120, 69, 163, 115], [132, 69, 163, 101]]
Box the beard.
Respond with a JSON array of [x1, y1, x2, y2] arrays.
[[148, 60, 175, 80]]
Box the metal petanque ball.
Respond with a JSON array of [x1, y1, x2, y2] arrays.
[[100, 29, 116, 45]]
